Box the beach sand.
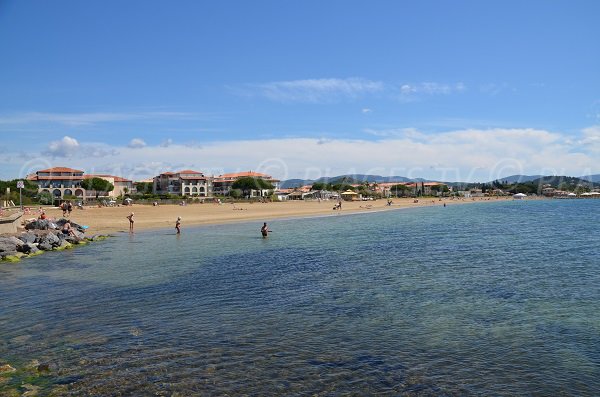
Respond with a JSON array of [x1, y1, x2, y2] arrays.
[[24, 197, 515, 235]]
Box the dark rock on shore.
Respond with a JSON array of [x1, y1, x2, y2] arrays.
[[2, 220, 110, 261]]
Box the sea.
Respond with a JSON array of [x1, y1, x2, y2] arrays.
[[1, 199, 599, 396]]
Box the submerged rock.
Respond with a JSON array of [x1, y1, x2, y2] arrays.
[[21, 383, 40, 397], [0, 363, 16, 373]]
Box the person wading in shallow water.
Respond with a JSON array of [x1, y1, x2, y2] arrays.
[[261, 222, 270, 238], [127, 212, 134, 233], [175, 216, 181, 234]]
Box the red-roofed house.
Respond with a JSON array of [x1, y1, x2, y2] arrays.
[[212, 171, 280, 197], [31, 167, 86, 201], [153, 170, 212, 197]]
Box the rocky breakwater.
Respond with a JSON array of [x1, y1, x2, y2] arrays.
[[0, 218, 109, 262]]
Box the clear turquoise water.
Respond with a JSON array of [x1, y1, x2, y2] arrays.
[[1, 200, 599, 396]]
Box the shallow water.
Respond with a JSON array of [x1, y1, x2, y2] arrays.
[[1, 200, 599, 396]]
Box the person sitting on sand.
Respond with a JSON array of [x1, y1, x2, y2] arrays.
[[175, 216, 181, 234], [261, 222, 269, 238], [38, 211, 47, 220], [127, 212, 134, 233]]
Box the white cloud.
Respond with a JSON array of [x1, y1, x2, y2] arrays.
[[43, 135, 119, 159], [8, 127, 600, 182], [248, 78, 384, 103], [400, 82, 466, 97], [362, 108, 372, 114], [128, 138, 147, 149], [45, 136, 80, 157], [0, 111, 205, 127]]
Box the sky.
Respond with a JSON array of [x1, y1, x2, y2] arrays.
[[1, 0, 599, 182]]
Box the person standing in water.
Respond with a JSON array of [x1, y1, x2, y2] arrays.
[[261, 222, 269, 238], [175, 216, 181, 234], [127, 212, 134, 233]]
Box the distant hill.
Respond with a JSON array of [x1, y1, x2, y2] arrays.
[[279, 179, 312, 189], [528, 176, 597, 189], [489, 175, 543, 184], [578, 174, 600, 183], [280, 174, 432, 188]]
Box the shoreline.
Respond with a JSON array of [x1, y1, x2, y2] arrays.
[[13, 196, 528, 236]]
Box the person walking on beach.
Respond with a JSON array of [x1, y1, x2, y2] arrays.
[[127, 212, 134, 233], [61, 202, 67, 217], [175, 216, 181, 234], [67, 201, 73, 217], [261, 222, 269, 238]]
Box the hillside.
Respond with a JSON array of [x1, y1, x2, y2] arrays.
[[578, 174, 600, 183], [528, 176, 597, 189], [488, 175, 543, 184], [281, 174, 433, 188]]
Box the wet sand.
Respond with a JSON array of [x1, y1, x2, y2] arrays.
[[24, 197, 517, 235]]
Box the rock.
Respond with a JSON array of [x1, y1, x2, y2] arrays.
[[1, 388, 20, 397], [24, 359, 40, 370], [21, 383, 40, 397], [38, 241, 53, 251], [46, 232, 60, 246], [19, 242, 39, 254], [25, 219, 50, 230], [19, 232, 37, 244], [65, 235, 82, 244], [38, 232, 60, 249], [0, 363, 16, 373], [0, 241, 17, 253], [1, 236, 24, 247], [37, 363, 51, 373], [1, 254, 20, 262]]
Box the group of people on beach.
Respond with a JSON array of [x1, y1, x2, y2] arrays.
[[125, 212, 182, 236], [125, 212, 269, 238], [60, 201, 73, 217]]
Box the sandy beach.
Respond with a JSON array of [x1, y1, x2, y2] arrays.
[[21, 197, 516, 235]]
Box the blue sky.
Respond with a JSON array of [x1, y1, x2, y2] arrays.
[[1, 0, 599, 181]]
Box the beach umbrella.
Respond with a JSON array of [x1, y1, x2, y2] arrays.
[[341, 190, 358, 195]]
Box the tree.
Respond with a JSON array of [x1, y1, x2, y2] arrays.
[[83, 177, 114, 199], [38, 191, 53, 205], [391, 184, 411, 197], [135, 182, 153, 194], [231, 177, 274, 197], [312, 182, 327, 191]]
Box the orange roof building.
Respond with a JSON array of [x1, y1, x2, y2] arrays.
[[213, 171, 280, 197], [153, 170, 211, 197], [32, 167, 135, 201]]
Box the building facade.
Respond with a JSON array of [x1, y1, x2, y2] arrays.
[[29, 167, 134, 202], [212, 171, 280, 197], [153, 170, 212, 197], [30, 167, 86, 201], [84, 174, 135, 198]]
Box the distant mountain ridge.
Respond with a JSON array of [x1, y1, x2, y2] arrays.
[[280, 174, 437, 189], [487, 175, 543, 184], [280, 173, 600, 189], [578, 174, 600, 183]]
